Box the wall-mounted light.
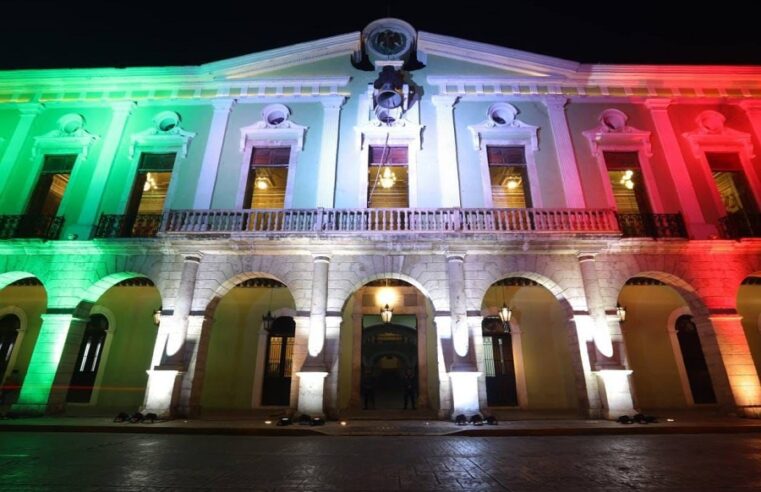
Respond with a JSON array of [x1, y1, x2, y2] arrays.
[[153, 308, 162, 326], [262, 282, 275, 331], [616, 304, 626, 322]]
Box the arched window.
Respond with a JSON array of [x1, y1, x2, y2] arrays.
[[67, 314, 109, 403], [261, 316, 295, 406], [482, 316, 518, 406], [675, 315, 717, 404], [0, 314, 20, 378]]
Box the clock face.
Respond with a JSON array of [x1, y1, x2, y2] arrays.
[[371, 29, 407, 56]]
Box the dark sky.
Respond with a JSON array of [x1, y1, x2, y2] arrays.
[[2, 1, 761, 70]]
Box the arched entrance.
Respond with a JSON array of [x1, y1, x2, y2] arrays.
[[618, 276, 718, 410], [736, 275, 761, 393], [361, 322, 417, 409], [199, 277, 296, 416], [480, 277, 580, 415], [64, 276, 161, 415], [339, 278, 437, 416], [0, 276, 46, 409]]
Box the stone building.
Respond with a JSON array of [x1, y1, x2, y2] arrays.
[[1, 18, 760, 420]]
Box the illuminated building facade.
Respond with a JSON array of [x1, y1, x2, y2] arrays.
[[1, 19, 761, 420]]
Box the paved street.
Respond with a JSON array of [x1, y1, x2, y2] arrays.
[[1, 432, 760, 491]]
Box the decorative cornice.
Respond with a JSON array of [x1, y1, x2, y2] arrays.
[[682, 110, 754, 159], [583, 108, 652, 158]]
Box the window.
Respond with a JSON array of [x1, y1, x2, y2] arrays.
[[122, 153, 175, 237], [367, 145, 408, 208], [66, 314, 109, 404], [243, 147, 290, 209], [603, 151, 651, 214], [707, 152, 759, 237], [261, 316, 295, 406], [18, 154, 76, 238], [487, 146, 531, 208]]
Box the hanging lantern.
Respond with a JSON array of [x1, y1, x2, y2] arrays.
[[380, 304, 393, 324], [262, 310, 275, 331], [498, 303, 512, 324], [153, 308, 162, 326], [616, 304, 626, 322]]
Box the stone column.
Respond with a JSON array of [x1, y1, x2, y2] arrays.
[[706, 311, 761, 417], [322, 314, 343, 418], [0, 103, 45, 199], [432, 95, 461, 207], [445, 254, 481, 418], [142, 254, 201, 417], [176, 313, 213, 417], [13, 312, 85, 415], [316, 97, 345, 208], [577, 254, 635, 419], [296, 255, 330, 417], [71, 101, 136, 240], [644, 98, 710, 238], [193, 98, 235, 209], [543, 96, 585, 208]]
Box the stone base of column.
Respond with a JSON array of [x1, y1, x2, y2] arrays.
[[595, 369, 636, 419], [142, 368, 184, 418], [296, 371, 328, 417], [10, 403, 47, 416], [738, 406, 761, 418], [449, 371, 481, 420]]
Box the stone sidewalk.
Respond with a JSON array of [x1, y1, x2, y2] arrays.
[[3, 413, 761, 437]]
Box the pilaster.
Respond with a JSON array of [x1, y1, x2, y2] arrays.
[[543, 96, 585, 208], [0, 103, 45, 199], [193, 98, 235, 209], [432, 95, 461, 207], [316, 97, 345, 208]]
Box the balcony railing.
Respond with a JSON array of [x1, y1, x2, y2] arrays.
[[0, 215, 64, 240], [160, 208, 621, 235], [616, 213, 687, 238], [718, 212, 761, 239], [93, 214, 163, 238]]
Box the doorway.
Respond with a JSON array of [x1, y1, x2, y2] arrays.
[[361, 321, 417, 410]]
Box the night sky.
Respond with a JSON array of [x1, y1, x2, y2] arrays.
[[2, 1, 761, 70]]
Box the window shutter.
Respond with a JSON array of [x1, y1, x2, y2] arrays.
[[251, 147, 291, 167], [706, 152, 742, 171], [41, 154, 77, 174], [487, 146, 526, 165], [369, 146, 408, 165], [138, 153, 176, 172], [603, 151, 640, 170]]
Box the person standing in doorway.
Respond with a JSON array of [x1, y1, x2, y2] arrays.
[[402, 369, 417, 410]]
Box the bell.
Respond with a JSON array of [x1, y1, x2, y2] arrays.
[[373, 66, 404, 109]]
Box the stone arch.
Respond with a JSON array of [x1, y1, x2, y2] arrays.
[[192, 256, 312, 313], [79, 271, 159, 306], [617, 271, 709, 318], [338, 271, 438, 314], [465, 255, 587, 313], [202, 271, 296, 316], [0, 271, 47, 292]]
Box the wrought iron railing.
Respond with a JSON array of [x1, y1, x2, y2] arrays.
[[718, 212, 761, 239], [93, 214, 163, 238], [159, 207, 621, 235], [616, 213, 687, 238], [0, 215, 64, 240]]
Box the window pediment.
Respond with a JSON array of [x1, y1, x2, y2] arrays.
[[683, 110, 754, 159], [583, 109, 651, 158], [239, 105, 307, 152], [467, 103, 538, 151], [129, 111, 195, 159], [32, 113, 99, 159]]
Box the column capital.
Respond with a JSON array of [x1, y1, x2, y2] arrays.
[[16, 102, 45, 116], [210, 97, 236, 112], [543, 95, 569, 110], [446, 253, 465, 263], [577, 252, 597, 263], [312, 254, 331, 264], [707, 308, 742, 321], [431, 95, 459, 109], [182, 253, 203, 264], [644, 98, 672, 111], [110, 100, 137, 114], [320, 95, 346, 110]]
